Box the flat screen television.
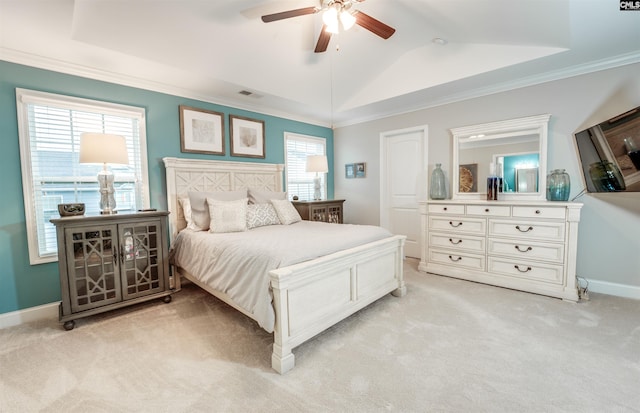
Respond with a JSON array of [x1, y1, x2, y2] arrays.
[[574, 106, 640, 192]]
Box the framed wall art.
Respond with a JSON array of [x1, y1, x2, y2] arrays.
[[179, 105, 225, 155], [229, 115, 265, 158], [355, 162, 366, 178], [345, 162, 367, 178], [345, 163, 355, 178]]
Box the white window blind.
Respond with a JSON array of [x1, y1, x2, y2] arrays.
[[16, 88, 149, 265], [284, 132, 326, 201]]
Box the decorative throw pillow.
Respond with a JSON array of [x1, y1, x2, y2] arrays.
[[188, 190, 247, 230], [246, 203, 281, 229], [207, 198, 248, 233], [178, 197, 201, 231], [271, 199, 302, 225], [248, 188, 287, 204]]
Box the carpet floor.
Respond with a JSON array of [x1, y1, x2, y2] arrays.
[[1, 258, 639, 412]]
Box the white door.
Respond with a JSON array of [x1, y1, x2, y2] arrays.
[[380, 126, 428, 258]]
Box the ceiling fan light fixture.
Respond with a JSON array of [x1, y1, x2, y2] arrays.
[[322, 7, 338, 26], [339, 10, 356, 30]]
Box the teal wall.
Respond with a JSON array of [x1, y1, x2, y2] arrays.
[[0, 60, 333, 315]]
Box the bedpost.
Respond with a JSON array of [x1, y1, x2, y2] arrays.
[[271, 271, 295, 374]]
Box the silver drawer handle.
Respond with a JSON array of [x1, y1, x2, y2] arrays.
[[515, 225, 533, 232], [448, 255, 462, 262], [449, 221, 463, 228], [514, 265, 532, 273], [515, 245, 533, 252], [449, 238, 462, 245]]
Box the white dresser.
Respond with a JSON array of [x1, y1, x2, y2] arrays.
[[419, 200, 583, 301]]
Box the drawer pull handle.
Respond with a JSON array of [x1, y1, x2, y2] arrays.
[[443, 207, 448, 211], [449, 221, 463, 228], [535, 210, 541, 214], [514, 265, 532, 273], [449, 238, 462, 245], [485, 208, 490, 212], [515, 225, 533, 232], [448, 255, 462, 262], [515, 245, 533, 252]]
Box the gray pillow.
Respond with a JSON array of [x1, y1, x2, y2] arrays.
[[248, 188, 287, 204]]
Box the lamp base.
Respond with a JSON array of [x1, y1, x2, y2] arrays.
[[313, 175, 322, 200], [97, 166, 118, 215]]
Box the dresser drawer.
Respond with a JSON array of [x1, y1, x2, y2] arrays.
[[512, 206, 566, 220], [429, 216, 486, 235], [487, 238, 564, 263], [488, 257, 564, 284], [488, 219, 565, 241], [466, 205, 511, 217], [428, 204, 465, 215], [430, 250, 485, 271], [430, 233, 485, 253]]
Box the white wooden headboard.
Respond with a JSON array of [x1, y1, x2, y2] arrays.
[[162, 157, 284, 241]]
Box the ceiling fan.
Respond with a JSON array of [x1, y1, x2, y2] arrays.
[[261, 0, 395, 53]]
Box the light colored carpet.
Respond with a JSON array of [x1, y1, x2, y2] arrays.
[[1, 258, 639, 412]]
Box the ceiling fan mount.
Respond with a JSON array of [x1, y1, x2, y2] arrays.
[[261, 0, 395, 53]]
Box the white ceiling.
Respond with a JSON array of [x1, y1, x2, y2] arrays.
[[1, 0, 639, 127]]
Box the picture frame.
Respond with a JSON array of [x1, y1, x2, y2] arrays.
[[179, 105, 225, 155], [229, 115, 265, 158], [459, 163, 478, 192], [345, 163, 355, 179], [355, 162, 366, 178]]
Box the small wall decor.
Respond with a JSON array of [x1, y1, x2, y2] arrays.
[[230, 115, 265, 158], [345, 162, 366, 178], [179, 105, 225, 155]]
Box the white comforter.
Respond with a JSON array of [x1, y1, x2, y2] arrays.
[[169, 221, 393, 332]]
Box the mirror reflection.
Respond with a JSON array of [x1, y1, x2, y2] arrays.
[[451, 114, 550, 201]]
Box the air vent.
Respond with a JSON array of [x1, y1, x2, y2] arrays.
[[238, 90, 263, 99]]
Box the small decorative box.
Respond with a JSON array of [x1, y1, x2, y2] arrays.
[[58, 203, 85, 217]]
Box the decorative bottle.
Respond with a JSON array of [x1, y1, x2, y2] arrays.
[[588, 161, 626, 192], [624, 137, 640, 170], [430, 164, 447, 200], [546, 169, 570, 201], [486, 162, 500, 201]]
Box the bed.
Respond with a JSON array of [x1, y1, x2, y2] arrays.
[[163, 157, 406, 374]]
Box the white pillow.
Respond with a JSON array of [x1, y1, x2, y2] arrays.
[[188, 190, 247, 230], [207, 198, 248, 233], [246, 203, 281, 229], [248, 188, 287, 204], [178, 197, 202, 231], [271, 199, 302, 225]]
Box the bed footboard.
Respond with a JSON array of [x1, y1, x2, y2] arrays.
[[269, 235, 406, 374]]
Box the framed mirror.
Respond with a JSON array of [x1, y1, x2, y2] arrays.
[[451, 114, 550, 201]]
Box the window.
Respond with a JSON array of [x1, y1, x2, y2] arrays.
[[284, 132, 327, 201], [16, 89, 149, 265]]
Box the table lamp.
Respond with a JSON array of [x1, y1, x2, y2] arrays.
[[79, 132, 129, 214], [306, 155, 328, 200]]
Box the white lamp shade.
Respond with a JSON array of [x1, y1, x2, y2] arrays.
[[306, 155, 328, 173], [79, 133, 129, 165]]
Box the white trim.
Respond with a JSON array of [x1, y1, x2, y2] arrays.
[[0, 302, 58, 330], [585, 279, 640, 300]]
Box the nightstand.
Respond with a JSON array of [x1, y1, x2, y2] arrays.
[[50, 211, 175, 330], [292, 199, 345, 223]]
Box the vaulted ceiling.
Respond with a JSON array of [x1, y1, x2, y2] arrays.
[[1, 0, 639, 127]]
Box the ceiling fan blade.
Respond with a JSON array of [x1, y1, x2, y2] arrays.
[[353, 10, 396, 39], [314, 26, 332, 53], [261, 6, 318, 23]]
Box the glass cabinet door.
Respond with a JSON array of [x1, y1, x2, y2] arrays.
[[65, 225, 121, 312], [119, 220, 165, 300]]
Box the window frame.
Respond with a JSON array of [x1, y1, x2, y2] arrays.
[[284, 132, 327, 201], [16, 88, 150, 265]]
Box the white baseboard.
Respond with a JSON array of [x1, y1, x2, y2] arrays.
[[0, 302, 59, 330], [584, 279, 640, 300]]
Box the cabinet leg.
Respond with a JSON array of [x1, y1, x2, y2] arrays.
[[63, 320, 75, 331], [163, 295, 172, 303]]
